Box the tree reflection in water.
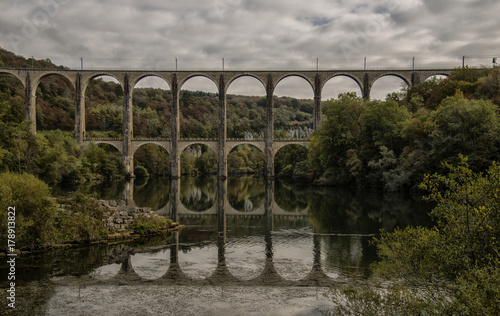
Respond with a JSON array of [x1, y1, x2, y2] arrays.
[[133, 177, 170, 210], [180, 175, 217, 212], [227, 175, 265, 212]]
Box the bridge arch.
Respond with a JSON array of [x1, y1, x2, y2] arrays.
[[321, 75, 363, 100], [129, 73, 171, 90], [226, 141, 265, 155], [179, 76, 220, 140], [82, 72, 123, 93], [179, 141, 218, 156], [32, 71, 76, 91], [226, 75, 267, 140], [132, 141, 170, 156], [273, 76, 315, 140], [132, 75, 171, 139], [35, 73, 76, 132], [83, 140, 122, 154], [274, 73, 315, 92], [370, 74, 410, 100], [226, 73, 267, 93], [133, 142, 171, 178], [84, 75, 124, 138], [0, 70, 25, 88], [273, 143, 309, 178], [322, 74, 363, 97], [372, 73, 411, 87], [178, 73, 220, 92], [227, 144, 265, 175], [424, 73, 449, 81], [272, 142, 309, 159]]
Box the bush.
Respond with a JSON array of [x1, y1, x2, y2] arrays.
[[54, 193, 108, 243], [0, 173, 57, 249], [127, 216, 173, 235]]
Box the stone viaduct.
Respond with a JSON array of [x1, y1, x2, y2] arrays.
[[0, 67, 453, 178]]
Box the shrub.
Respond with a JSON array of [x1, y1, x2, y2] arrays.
[[0, 173, 57, 249], [127, 216, 173, 235]]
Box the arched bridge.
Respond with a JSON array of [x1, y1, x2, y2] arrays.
[[1, 67, 455, 177]]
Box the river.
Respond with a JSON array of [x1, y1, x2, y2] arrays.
[[1, 175, 433, 315]]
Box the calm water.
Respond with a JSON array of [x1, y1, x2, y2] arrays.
[[2, 176, 433, 315]]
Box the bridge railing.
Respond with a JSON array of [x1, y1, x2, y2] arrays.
[[179, 138, 218, 141], [227, 138, 265, 141], [84, 137, 122, 141], [84, 137, 311, 142], [274, 138, 311, 141], [132, 137, 170, 141]]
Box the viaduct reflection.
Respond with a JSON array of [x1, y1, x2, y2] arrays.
[[125, 177, 309, 218], [83, 177, 431, 286], [92, 178, 336, 287]]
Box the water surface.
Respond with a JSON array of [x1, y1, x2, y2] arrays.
[[1, 176, 433, 315]]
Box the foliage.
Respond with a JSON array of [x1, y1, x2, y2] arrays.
[[53, 193, 109, 243], [0, 173, 56, 249], [134, 144, 170, 176], [308, 70, 500, 190], [127, 216, 173, 235], [180, 144, 217, 175], [228, 144, 265, 174], [0, 174, 112, 250], [274, 144, 309, 179], [370, 158, 500, 314], [80, 143, 125, 179], [323, 283, 455, 316]]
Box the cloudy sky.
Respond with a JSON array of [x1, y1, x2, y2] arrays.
[[1, 0, 499, 99]]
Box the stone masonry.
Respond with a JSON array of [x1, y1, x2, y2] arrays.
[[98, 199, 160, 232]]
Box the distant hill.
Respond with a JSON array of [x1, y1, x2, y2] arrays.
[[0, 47, 65, 69]]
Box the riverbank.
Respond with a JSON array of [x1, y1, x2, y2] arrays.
[[0, 196, 181, 257]]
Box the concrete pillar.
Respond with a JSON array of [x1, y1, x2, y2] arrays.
[[25, 73, 36, 133], [217, 178, 226, 264], [312, 232, 322, 271], [217, 75, 227, 179], [362, 73, 371, 100], [122, 74, 134, 177], [411, 72, 421, 87], [124, 178, 135, 206], [262, 179, 277, 277], [265, 74, 275, 178], [170, 74, 180, 178], [170, 178, 180, 222], [74, 73, 85, 145], [313, 74, 322, 130], [265, 179, 274, 233]]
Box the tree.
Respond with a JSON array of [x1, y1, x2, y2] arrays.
[[308, 93, 364, 185], [371, 157, 500, 314]]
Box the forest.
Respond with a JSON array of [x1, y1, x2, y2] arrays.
[[307, 66, 500, 191]]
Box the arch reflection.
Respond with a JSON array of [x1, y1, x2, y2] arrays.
[[82, 176, 432, 285]]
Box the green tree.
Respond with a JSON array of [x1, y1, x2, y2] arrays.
[[308, 93, 364, 185], [371, 157, 500, 314]]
